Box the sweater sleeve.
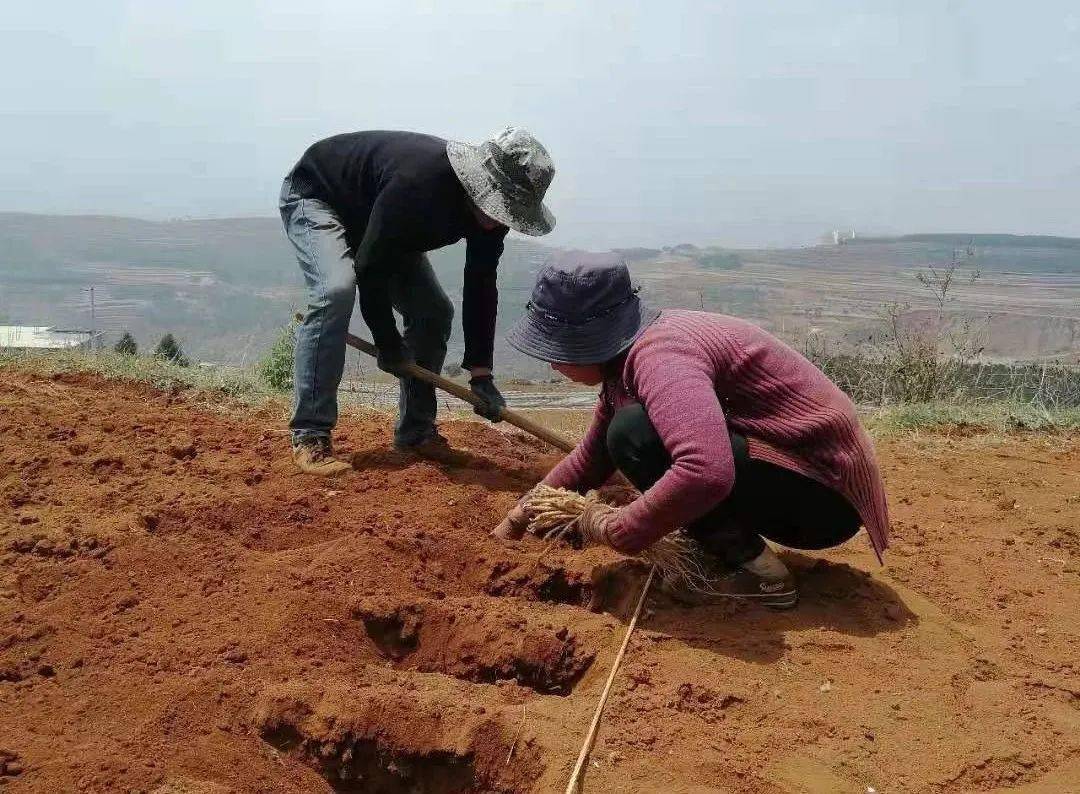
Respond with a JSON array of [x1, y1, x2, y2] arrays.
[[607, 342, 736, 555], [461, 230, 507, 370], [542, 392, 616, 493], [352, 193, 406, 360]]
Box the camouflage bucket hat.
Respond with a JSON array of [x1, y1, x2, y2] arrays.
[[446, 126, 556, 236]]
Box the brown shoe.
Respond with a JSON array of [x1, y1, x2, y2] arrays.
[[662, 544, 798, 610], [394, 432, 467, 466], [292, 436, 351, 476]]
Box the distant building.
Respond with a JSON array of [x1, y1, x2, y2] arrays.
[[0, 326, 98, 352]]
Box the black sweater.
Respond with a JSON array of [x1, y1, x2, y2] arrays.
[[290, 130, 507, 369]]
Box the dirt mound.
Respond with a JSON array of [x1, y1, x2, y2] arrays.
[[253, 679, 543, 793], [1, 370, 1079, 792], [352, 594, 595, 695]]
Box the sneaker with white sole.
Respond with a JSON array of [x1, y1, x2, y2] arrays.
[[662, 544, 798, 610]]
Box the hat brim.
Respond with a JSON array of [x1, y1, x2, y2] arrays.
[[506, 300, 661, 364], [447, 141, 555, 237]]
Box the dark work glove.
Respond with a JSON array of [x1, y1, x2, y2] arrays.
[[376, 338, 412, 377], [469, 374, 505, 422]]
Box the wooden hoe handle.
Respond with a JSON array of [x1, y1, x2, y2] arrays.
[[293, 314, 576, 453]]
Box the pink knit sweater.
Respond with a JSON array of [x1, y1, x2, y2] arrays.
[[542, 310, 890, 562]]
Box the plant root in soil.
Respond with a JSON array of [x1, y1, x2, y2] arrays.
[[523, 485, 734, 598]]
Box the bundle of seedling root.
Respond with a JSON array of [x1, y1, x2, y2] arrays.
[[522, 485, 720, 595]]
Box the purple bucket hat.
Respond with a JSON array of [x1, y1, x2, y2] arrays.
[[506, 252, 661, 364]]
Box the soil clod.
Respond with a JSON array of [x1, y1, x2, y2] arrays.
[[483, 561, 593, 607], [352, 596, 594, 695], [253, 682, 540, 794]]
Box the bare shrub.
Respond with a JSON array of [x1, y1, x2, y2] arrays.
[[799, 247, 1078, 409]]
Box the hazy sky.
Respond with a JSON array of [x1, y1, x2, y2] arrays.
[[2, 1, 1079, 248]]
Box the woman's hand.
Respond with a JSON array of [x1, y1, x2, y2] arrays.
[[579, 502, 619, 548], [493, 502, 530, 540]]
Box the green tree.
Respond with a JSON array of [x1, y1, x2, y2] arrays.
[[258, 321, 297, 391], [696, 251, 742, 270], [114, 331, 138, 356], [153, 333, 189, 367]]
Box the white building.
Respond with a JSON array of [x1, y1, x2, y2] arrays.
[[0, 326, 98, 352]]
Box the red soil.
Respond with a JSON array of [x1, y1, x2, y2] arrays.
[[1, 371, 1078, 793]]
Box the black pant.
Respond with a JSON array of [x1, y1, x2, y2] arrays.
[[606, 403, 861, 567]]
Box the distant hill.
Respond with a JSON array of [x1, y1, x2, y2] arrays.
[[0, 212, 557, 377], [864, 233, 1080, 250], [843, 234, 1080, 275], [629, 235, 1079, 362], [1, 213, 1077, 372]]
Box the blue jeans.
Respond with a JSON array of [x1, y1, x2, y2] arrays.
[[279, 176, 453, 447]]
